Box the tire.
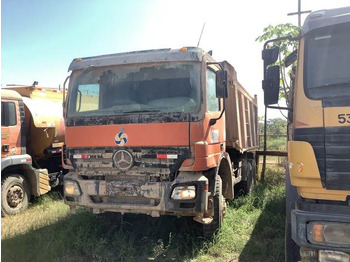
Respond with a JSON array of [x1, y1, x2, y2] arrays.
[[1, 175, 31, 216], [235, 159, 256, 195], [203, 176, 226, 239], [285, 169, 300, 262], [285, 219, 301, 262]]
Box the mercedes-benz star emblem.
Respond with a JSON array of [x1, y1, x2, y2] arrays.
[[113, 150, 134, 171]]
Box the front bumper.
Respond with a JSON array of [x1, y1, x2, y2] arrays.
[[63, 171, 208, 217], [292, 200, 350, 255]]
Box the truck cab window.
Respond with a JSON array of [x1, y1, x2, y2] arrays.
[[207, 69, 219, 112], [76, 84, 100, 112], [1, 102, 17, 126]]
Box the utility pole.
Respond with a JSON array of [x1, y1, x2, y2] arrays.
[[287, 0, 311, 27]]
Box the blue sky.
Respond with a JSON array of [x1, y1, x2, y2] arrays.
[[2, 0, 349, 117], [2, 0, 153, 86]]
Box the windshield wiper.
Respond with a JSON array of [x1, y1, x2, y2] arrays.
[[310, 81, 350, 89]]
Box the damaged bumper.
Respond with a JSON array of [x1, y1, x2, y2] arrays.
[[64, 171, 208, 217]]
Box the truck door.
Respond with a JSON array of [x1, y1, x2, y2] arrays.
[[1, 100, 21, 158]]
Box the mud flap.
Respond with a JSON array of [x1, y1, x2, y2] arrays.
[[38, 169, 51, 195]]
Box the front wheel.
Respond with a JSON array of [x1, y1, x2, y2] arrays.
[[203, 176, 226, 239], [1, 175, 31, 216]]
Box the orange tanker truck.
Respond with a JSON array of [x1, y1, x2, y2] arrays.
[[1, 85, 65, 215], [62, 47, 258, 237]]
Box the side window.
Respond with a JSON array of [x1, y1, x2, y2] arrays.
[[1, 102, 17, 126], [207, 69, 219, 112]]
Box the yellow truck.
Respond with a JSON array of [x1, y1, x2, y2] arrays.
[[262, 7, 350, 262], [1, 85, 65, 215]]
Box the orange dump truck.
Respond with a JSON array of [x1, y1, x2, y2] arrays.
[[63, 47, 258, 236], [1, 86, 65, 215]]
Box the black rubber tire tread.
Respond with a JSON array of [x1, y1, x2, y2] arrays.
[[1, 175, 31, 216], [285, 169, 300, 262], [285, 218, 301, 262], [203, 176, 224, 239]]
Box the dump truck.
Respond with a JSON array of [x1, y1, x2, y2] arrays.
[[1, 85, 65, 215], [62, 47, 258, 237], [262, 7, 350, 262]]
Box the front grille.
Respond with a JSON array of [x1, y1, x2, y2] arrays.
[[68, 147, 190, 182], [325, 126, 350, 190], [294, 127, 350, 190]]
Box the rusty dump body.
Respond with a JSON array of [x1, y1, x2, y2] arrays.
[[63, 47, 258, 221]]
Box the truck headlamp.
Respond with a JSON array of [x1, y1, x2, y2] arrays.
[[307, 222, 350, 247], [64, 180, 82, 196], [171, 186, 196, 200], [319, 250, 350, 262]]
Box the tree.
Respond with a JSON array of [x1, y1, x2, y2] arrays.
[[259, 117, 287, 151], [256, 24, 300, 107]]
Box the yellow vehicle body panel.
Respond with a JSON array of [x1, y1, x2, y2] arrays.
[[288, 141, 350, 201]]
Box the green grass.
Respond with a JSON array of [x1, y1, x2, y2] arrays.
[[1, 167, 286, 262]]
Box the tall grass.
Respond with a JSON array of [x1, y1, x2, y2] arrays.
[[1, 167, 286, 262]]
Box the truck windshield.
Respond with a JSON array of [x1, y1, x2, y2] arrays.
[[304, 22, 350, 100], [67, 62, 201, 117]]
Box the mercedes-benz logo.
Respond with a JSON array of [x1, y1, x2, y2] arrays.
[[113, 150, 134, 171]]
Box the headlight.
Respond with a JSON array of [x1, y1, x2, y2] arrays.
[[64, 180, 82, 196], [308, 222, 350, 247], [171, 186, 196, 200], [319, 250, 350, 262]]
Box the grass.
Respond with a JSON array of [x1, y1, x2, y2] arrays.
[[1, 166, 286, 262]]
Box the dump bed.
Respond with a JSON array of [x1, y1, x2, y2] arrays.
[[223, 61, 258, 152], [3, 86, 65, 159]]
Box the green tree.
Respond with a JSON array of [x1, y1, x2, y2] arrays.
[[256, 23, 300, 107]]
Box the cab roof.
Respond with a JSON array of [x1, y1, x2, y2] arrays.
[[68, 47, 213, 71], [302, 6, 350, 36]]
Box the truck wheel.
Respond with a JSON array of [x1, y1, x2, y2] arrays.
[[286, 218, 301, 262], [285, 169, 300, 261], [203, 176, 226, 239], [1, 175, 31, 216]]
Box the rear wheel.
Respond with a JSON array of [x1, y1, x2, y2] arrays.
[[203, 176, 226, 239], [1, 175, 31, 216]]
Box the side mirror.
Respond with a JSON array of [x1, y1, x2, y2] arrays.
[[284, 49, 298, 67], [216, 70, 228, 98], [262, 65, 280, 106], [262, 46, 279, 66]]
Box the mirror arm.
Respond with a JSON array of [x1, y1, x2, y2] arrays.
[[62, 75, 70, 117], [267, 105, 292, 111], [209, 97, 226, 126], [206, 61, 226, 126]]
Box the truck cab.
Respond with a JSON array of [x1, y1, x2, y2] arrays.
[[63, 47, 258, 237], [1, 86, 65, 215], [262, 7, 350, 261]]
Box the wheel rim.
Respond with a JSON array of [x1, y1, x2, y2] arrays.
[[7, 185, 24, 208]]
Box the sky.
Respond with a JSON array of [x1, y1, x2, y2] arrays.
[[1, 0, 349, 118]]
